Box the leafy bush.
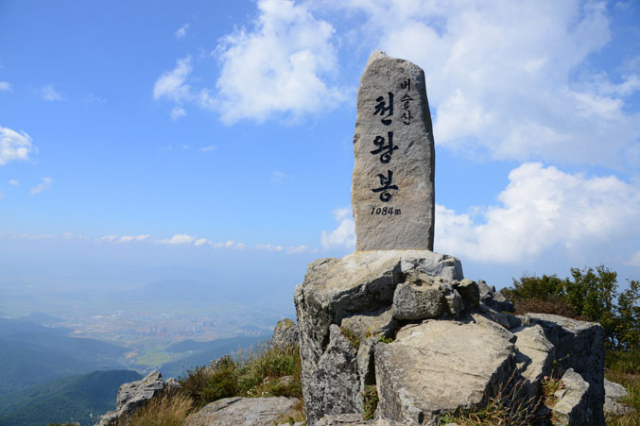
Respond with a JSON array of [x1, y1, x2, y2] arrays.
[[506, 266, 639, 350], [178, 342, 302, 408]]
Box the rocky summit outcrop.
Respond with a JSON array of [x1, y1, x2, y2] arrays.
[[273, 318, 299, 348], [294, 250, 606, 425], [96, 370, 176, 426], [185, 396, 299, 426]]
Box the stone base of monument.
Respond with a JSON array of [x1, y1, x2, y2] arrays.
[[293, 250, 605, 426]]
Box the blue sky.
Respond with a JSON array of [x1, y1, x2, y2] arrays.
[[1, 0, 639, 314]]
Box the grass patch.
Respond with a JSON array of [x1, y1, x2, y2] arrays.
[[439, 374, 541, 426], [340, 327, 361, 350], [274, 398, 306, 425], [125, 392, 193, 426], [363, 385, 379, 420], [605, 349, 640, 426], [180, 342, 302, 409]]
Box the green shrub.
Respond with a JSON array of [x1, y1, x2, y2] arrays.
[[506, 266, 639, 350], [340, 327, 361, 350], [363, 385, 378, 420]]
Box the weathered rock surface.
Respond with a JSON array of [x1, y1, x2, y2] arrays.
[[375, 320, 516, 425], [294, 250, 462, 424], [273, 318, 299, 348], [96, 370, 166, 426], [304, 324, 361, 424], [513, 324, 555, 397], [317, 414, 394, 425], [185, 396, 299, 426], [604, 379, 635, 416], [352, 50, 436, 251], [520, 313, 605, 425], [552, 368, 592, 426], [478, 280, 514, 313]]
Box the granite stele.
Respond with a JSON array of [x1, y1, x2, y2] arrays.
[[352, 50, 436, 251]]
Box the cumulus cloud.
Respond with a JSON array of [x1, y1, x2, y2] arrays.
[[435, 163, 640, 263], [287, 245, 309, 254], [153, 56, 217, 118], [256, 243, 283, 252], [171, 106, 186, 120], [30, 177, 53, 195], [214, 0, 345, 123], [41, 84, 63, 101], [9, 179, 20, 186], [161, 234, 198, 244], [175, 23, 190, 38], [0, 81, 11, 91], [0, 125, 35, 165], [99, 234, 150, 243], [321, 207, 356, 250], [319, 0, 640, 168]]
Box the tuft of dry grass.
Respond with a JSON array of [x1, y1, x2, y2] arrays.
[[605, 349, 640, 426], [274, 398, 306, 425], [439, 373, 541, 426], [124, 393, 193, 426]]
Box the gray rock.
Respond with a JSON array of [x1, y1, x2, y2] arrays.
[[304, 325, 362, 424], [273, 318, 299, 348], [520, 313, 605, 425], [317, 414, 395, 425], [341, 306, 394, 339], [476, 304, 522, 330], [294, 250, 462, 424], [95, 370, 166, 426], [443, 285, 464, 317], [185, 396, 299, 426], [604, 378, 635, 416], [352, 50, 435, 251], [453, 279, 480, 309], [513, 324, 555, 397], [552, 368, 592, 426], [393, 280, 445, 320], [209, 354, 234, 371], [477, 280, 514, 313], [374, 320, 516, 425]]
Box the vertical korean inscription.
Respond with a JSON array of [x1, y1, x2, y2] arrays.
[[352, 51, 435, 251]]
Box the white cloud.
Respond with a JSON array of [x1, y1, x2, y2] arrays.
[[271, 171, 287, 182], [321, 207, 356, 250], [626, 250, 640, 267], [200, 145, 217, 152], [234, 242, 246, 250], [435, 163, 640, 263], [213, 0, 345, 123], [100, 235, 118, 242], [119, 235, 150, 243], [213, 240, 236, 248], [30, 177, 53, 195], [9, 179, 20, 187], [0, 125, 35, 165], [287, 245, 309, 254], [161, 234, 197, 244], [171, 106, 186, 120], [0, 81, 11, 91], [323, 0, 640, 168], [153, 56, 217, 118], [256, 243, 284, 252], [194, 238, 210, 246], [41, 84, 63, 101], [154, 56, 193, 103], [175, 23, 190, 38]]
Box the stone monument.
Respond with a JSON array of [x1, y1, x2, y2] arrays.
[[352, 50, 435, 251]]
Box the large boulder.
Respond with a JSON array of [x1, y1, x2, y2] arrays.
[[273, 318, 299, 348], [96, 370, 167, 426], [520, 313, 605, 426], [374, 320, 517, 425], [513, 324, 555, 397], [604, 379, 635, 416], [294, 250, 462, 424], [552, 368, 592, 426], [185, 396, 299, 426]]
